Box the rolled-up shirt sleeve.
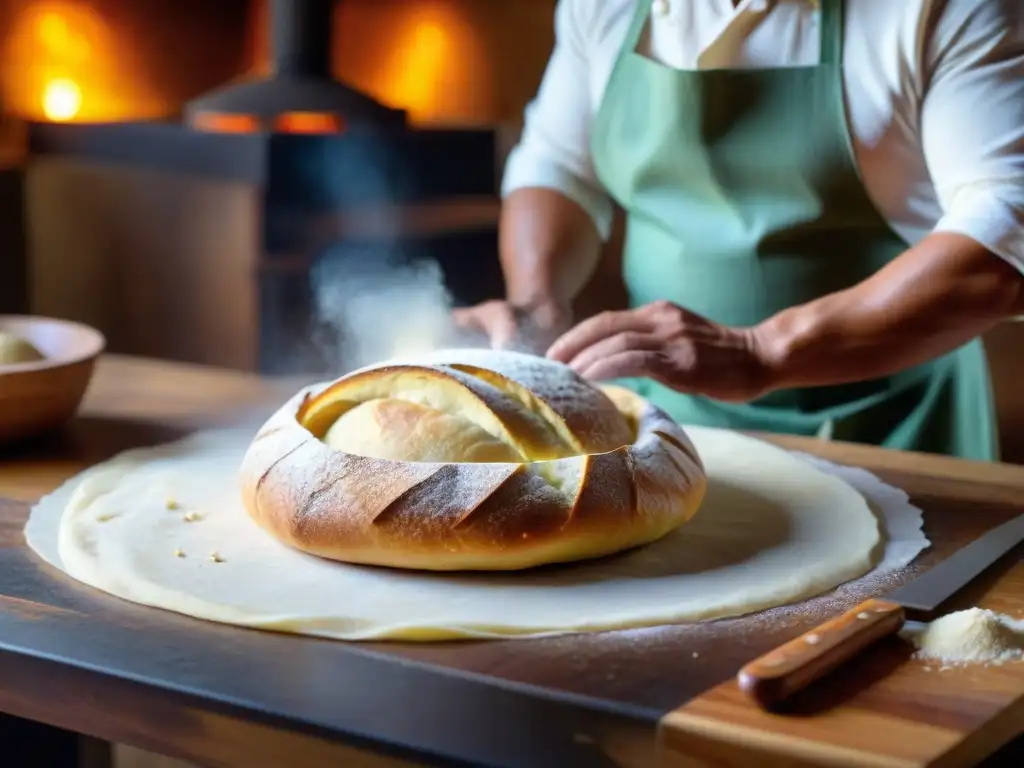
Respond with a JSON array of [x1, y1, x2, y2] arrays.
[[923, 0, 1024, 273], [501, 0, 615, 240]]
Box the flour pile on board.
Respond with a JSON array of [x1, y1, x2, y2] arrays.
[[903, 608, 1024, 665]]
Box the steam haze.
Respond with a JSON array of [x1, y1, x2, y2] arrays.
[[312, 254, 479, 375], [300, 135, 489, 376]]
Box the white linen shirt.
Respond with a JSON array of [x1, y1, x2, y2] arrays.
[[501, 0, 1024, 271]]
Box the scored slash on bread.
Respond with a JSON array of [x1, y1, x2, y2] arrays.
[[239, 350, 708, 571]]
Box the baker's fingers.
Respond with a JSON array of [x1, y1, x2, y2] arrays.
[[565, 332, 662, 377], [453, 302, 519, 350], [577, 350, 672, 382], [547, 310, 655, 364], [451, 307, 483, 335], [490, 308, 525, 350]]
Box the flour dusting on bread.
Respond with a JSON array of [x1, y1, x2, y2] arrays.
[[239, 349, 707, 571]]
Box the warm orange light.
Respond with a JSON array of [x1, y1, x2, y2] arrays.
[[42, 78, 82, 121], [191, 112, 261, 134], [4, 2, 163, 122], [387, 20, 451, 120], [274, 112, 343, 134], [38, 13, 70, 50], [352, 2, 491, 124]]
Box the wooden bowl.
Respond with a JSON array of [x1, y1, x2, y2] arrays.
[[0, 315, 106, 444]]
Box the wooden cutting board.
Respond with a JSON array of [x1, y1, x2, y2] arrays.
[[659, 561, 1024, 768]]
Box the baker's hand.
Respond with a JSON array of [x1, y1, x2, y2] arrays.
[[546, 301, 776, 402], [452, 299, 572, 353]]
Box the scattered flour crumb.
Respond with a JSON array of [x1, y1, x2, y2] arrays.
[[901, 608, 1024, 666]]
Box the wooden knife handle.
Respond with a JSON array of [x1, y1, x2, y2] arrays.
[[737, 599, 905, 710]]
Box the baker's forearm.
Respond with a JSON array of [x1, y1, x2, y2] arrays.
[[755, 233, 1024, 390], [500, 188, 602, 315]]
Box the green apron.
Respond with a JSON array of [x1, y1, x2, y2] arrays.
[[590, 0, 998, 461]]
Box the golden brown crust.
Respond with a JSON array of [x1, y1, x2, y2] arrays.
[[239, 350, 707, 571]]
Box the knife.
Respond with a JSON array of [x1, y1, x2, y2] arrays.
[[736, 512, 1024, 710]]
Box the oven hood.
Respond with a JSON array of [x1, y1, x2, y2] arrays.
[[185, 0, 405, 132]]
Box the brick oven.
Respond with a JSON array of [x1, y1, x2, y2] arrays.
[[1, 0, 541, 374]]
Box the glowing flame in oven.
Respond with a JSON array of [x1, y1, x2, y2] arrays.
[[3, 3, 161, 122], [331, 2, 492, 125], [42, 78, 82, 121]]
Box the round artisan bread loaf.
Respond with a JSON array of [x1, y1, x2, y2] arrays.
[[239, 349, 707, 571]]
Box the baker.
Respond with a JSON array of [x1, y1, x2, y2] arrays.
[[454, 0, 1024, 460]]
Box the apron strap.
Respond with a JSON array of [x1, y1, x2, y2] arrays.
[[623, 1, 656, 53], [819, 0, 843, 68]]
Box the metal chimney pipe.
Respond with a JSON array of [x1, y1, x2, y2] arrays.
[[185, 0, 406, 129], [272, 0, 333, 78]]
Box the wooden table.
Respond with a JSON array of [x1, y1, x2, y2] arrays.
[[1, 355, 1023, 768]]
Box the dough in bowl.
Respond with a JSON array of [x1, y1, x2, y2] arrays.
[[0, 331, 45, 366], [240, 350, 708, 571]]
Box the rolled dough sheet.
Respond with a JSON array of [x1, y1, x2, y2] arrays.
[[26, 427, 929, 641]]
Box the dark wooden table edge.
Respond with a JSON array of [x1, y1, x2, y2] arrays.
[[0, 619, 662, 768]]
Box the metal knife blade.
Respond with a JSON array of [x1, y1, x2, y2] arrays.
[[887, 511, 1024, 614]]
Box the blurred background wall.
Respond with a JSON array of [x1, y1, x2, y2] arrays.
[[0, 0, 555, 126]]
